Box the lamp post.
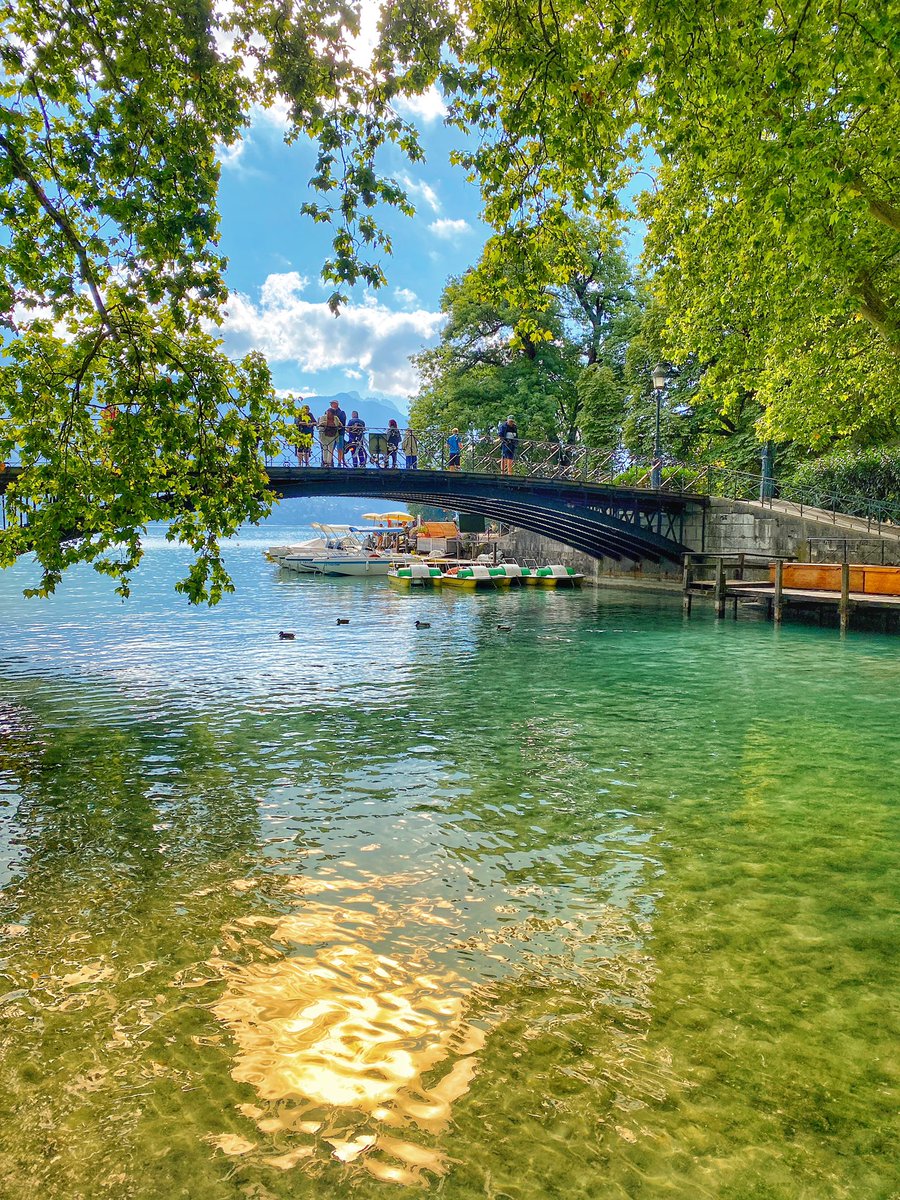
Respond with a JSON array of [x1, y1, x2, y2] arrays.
[[650, 362, 668, 489]]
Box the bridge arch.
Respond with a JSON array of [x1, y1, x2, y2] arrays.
[[267, 467, 698, 563]]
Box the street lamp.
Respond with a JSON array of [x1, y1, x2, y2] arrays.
[[650, 362, 669, 488]]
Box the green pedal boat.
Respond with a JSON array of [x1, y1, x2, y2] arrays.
[[523, 564, 584, 588], [387, 562, 444, 588]]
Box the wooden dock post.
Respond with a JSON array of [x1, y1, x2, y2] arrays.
[[682, 555, 693, 616], [773, 559, 783, 624], [714, 556, 726, 618], [840, 560, 850, 634]]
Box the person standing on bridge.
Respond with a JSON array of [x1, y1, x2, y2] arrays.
[[334, 399, 348, 466], [385, 419, 401, 468], [318, 400, 343, 467], [497, 415, 518, 475], [402, 427, 419, 469], [294, 399, 315, 466], [447, 428, 462, 471], [346, 410, 367, 467]]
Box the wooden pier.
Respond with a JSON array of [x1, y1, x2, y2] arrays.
[[682, 554, 900, 633]]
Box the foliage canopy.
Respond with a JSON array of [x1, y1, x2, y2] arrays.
[[2, 0, 898, 597]]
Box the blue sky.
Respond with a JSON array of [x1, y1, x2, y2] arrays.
[[215, 91, 490, 410]]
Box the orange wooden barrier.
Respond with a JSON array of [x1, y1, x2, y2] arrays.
[[769, 563, 900, 595]]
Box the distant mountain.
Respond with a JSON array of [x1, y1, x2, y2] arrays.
[[300, 391, 408, 429], [262, 495, 390, 526]]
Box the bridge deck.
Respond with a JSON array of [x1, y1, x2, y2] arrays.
[[264, 466, 700, 564]]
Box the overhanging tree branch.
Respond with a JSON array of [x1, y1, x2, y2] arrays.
[[0, 131, 119, 338]]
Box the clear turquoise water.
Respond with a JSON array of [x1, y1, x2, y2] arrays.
[[0, 528, 897, 1199]]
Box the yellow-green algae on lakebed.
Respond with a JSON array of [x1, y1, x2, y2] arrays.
[[0, 528, 897, 1199]]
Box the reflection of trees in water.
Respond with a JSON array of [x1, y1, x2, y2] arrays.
[[1, 709, 263, 889], [0, 665, 673, 1197], [0, 685, 286, 1198]]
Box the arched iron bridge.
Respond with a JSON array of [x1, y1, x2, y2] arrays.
[[267, 466, 699, 564], [1, 431, 709, 564], [263, 428, 709, 563]]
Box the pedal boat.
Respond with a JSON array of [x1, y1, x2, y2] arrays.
[[440, 564, 498, 589], [388, 561, 444, 588], [487, 564, 526, 587], [523, 564, 584, 588]]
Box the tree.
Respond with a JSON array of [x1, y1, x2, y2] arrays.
[[635, 2, 900, 450], [0, 0, 423, 600], [435, 0, 900, 449], [577, 365, 625, 454], [409, 259, 579, 440], [410, 224, 643, 443]]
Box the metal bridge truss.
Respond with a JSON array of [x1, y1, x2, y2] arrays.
[[267, 467, 694, 563]]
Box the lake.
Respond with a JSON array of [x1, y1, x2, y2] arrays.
[[0, 526, 897, 1199]]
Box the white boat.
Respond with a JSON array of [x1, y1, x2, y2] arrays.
[[316, 554, 411, 577], [269, 524, 417, 576], [269, 536, 329, 572], [265, 541, 321, 565]]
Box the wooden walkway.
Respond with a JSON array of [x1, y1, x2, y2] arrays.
[[682, 555, 900, 633]]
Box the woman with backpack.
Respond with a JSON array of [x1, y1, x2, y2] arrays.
[[318, 401, 343, 466]]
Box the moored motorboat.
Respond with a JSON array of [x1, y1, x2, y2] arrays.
[[318, 556, 412, 576], [523, 564, 584, 588], [388, 562, 444, 588], [269, 523, 417, 576]]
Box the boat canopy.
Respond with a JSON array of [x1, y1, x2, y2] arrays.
[[360, 511, 414, 524]]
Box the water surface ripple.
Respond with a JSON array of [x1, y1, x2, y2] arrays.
[[0, 528, 897, 1198]]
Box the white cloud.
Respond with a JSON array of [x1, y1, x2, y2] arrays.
[[429, 218, 471, 242], [395, 86, 448, 124], [219, 273, 444, 396], [394, 287, 419, 308], [216, 140, 246, 170], [260, 271, 310, 305], [249, 96, 292, 134], [397, 172, 441, 214]]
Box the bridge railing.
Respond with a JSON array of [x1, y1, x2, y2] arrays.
[[268, 427, 630, 483], [682, 464, 900, 534], [269, 430, 900, 531], [5, 420, 900, 534]]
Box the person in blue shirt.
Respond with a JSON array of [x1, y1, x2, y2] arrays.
[[447, 429, 462, 471]]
